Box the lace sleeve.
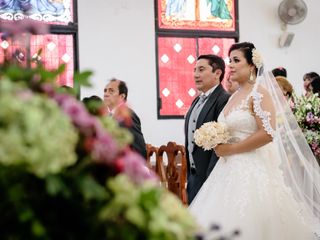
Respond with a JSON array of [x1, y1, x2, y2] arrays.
[[252, 88, 276, 139]]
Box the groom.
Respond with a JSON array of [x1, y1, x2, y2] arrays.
[[185, 54, 230, 204]]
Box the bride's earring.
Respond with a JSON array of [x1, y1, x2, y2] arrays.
[[248, 69, 255, 84]]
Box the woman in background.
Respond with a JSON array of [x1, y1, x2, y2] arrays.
[[310, 76, 320, 96], [275, 76, 293, 100], [275, 76, 295, 108], [303, 72, 319, 97]]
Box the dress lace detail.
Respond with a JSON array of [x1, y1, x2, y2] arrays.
[[189, 100, 314, 239], [252, 90, 275, 139], [223, 91, 251, 119]]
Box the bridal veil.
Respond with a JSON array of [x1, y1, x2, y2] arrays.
[[258, 71, 320, 234]]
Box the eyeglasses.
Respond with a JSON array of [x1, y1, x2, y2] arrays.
[[104, 88, 119, 95]]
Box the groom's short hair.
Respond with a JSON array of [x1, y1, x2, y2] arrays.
[[197, 54, 225, 82]]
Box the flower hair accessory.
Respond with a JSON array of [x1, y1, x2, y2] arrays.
[[252, 48, 263, 69]]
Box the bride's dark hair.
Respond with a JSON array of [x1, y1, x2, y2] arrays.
[[228, 42, 257, 74]]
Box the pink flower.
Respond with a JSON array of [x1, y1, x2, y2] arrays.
[[83, 137, 95, 152], [113, 103, 133, 127], [54, 93, 96, 134], [306, 112, 314, 123], [91, 132, 118, 164], [40, 83, 55, 97], [16, 89, 33, 101], [121, 150, 158, 184], [114, 157, 125, 173], [53, 92, 121, 164]]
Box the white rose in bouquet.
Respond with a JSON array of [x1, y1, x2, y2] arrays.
[[194, 121, 231, 151]]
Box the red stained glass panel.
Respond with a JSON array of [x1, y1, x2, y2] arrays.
[[0, 34, 74, 87], [198, 37, 235, 89], [157, 37, 235, 117], [158, 37, 196, 116], [31, 34, 74, 86], [198, 38, 235, 57]]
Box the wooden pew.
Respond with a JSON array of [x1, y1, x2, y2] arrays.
[[145, 143, 158, 171], [156, 142, 187, 205]]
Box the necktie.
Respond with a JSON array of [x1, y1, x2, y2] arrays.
[[196, 94, 207, 108]]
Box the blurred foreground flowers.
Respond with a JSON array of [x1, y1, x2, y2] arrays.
[[0, 19, 197, 239]]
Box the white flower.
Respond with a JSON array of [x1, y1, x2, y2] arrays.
[[252, 48, 263, 69], [194, 121, 231, 151], [305, 103, 312, 110]]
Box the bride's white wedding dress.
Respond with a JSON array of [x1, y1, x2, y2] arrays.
[[189, 88, 314, 239]]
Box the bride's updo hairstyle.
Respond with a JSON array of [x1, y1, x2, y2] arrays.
[[228, 42, 258, 75]]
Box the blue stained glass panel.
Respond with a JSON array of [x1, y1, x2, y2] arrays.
[[0, 0, 73, 24]]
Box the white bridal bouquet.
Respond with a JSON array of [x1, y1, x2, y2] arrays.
[[194, 121, 231, 150]]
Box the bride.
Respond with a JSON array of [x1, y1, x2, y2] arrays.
[[189, 42, 320, 239]]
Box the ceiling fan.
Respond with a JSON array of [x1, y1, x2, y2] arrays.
[[277, 0, 307, 47], [278, 0, 307, 25]]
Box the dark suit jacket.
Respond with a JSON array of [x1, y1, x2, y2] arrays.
[[184, 84, 230, 204], [122, 109, 147, 159]]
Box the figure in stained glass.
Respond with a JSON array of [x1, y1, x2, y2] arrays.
[[165, 0, 186, 18], [0, 0, 65, 16], [206, 0, 231, 20]]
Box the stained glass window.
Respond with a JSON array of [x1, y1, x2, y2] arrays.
[[31, 34, 74, 86], [157, 0, 237, 32], [0, 0, 78, 88], [155, 0, 238, 118], [0, 33, 74, 86], [0, 0, 73, 25]]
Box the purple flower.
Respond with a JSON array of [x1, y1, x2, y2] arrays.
[[91, 133, 118, 164], [53, 93, 70, 105], [54, 93, 96, 134], [311, 142, 319, 150], [306, 112, 314, 124], [40, 83, 55, 97], [122, 150, 158, 184], [53, 93, 120, 164]]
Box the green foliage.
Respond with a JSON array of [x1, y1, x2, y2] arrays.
[[0, 62, 65, 84], [74, 70, 93, 87], [0, 162, 111, 239], [100, 175, 197, 240], [0, 162, 197, 239]]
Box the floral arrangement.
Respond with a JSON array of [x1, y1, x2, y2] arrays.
[[194, 121, 231, 151], [0, 79, 78, 177], [292, 93, 320, 161], [251, 48, 263, 69], [0, 19, 198, 239]]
